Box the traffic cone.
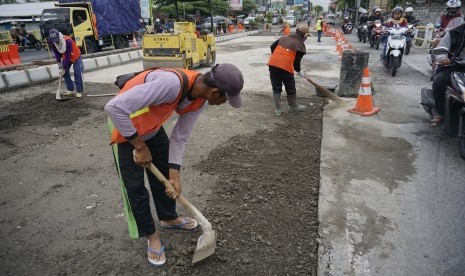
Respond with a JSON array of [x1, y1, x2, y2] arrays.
[[348, 68, 380, 116], [132, 36, 139, 48]]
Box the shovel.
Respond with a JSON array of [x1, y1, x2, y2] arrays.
[[303, 75, 344, 105], [55, 73, 71, 101], [148, 163, 217, 263]]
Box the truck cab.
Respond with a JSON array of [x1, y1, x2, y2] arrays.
[[40, 2, 133, 54]]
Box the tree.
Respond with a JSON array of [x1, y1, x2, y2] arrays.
[[155, 0, 229, 17], [314, 5, 323, 13], [242, 0, 256, 15]]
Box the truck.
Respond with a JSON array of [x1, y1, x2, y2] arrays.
[[142, 22, 216, 70], [39, 0, 141, 54]]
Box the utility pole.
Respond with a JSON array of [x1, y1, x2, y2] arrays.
[[307, 0, 311, 26]]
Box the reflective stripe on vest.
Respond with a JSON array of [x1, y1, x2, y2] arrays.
[[110, 68, 206, 144], [268, 44, 296, 74], [62, 35, 81, 63]]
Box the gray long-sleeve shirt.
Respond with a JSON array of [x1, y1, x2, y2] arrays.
[[105, 70, 207, 168]]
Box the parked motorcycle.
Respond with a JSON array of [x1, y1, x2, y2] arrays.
[[370, 20, 383, 50], [382, 26, 407, 76], [357, 24, 368, 43], [343, 22, 353, 34], [421, 46, 465, 158], [404, 19, 421, 55], [17, 33, 42, 52]]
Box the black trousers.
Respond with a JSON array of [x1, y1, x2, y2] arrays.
[[433, 67, 465, 115], [269, 66, 296, 96], [114, 127, 178, 238]]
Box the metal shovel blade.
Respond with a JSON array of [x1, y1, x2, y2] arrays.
[[192, 229, 217, 263]]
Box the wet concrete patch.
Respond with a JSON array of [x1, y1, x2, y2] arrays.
[[332, 124, 416, 191]]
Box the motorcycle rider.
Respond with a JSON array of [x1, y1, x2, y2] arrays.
[[404, 7, 416, 24], [17, 22, 28, 47], [430, 22, 465, 127], [359, 12, 369, 25], [342, 16, 350, 33], [154, 18, 163, 33], [381, 7, 408, 61], [435, 0, 463, 30], [368, 8, 384, 43]]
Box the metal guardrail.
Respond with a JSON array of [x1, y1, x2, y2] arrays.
[[413, 24, 435, 48]]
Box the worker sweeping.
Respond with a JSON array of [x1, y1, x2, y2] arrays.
[[105, 63, 244, 267], [48, 29, 84, 98], [268, 25, 310, 116]]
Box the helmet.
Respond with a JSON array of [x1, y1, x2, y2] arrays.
[[392, 6, 403, 14], [375, 8, 382, 13], [447, 0, 461, 8], [155, 18, 160, 22], [405, 7, 413, 13]]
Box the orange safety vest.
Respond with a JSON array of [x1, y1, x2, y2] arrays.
[[62, 35, 81, 63], [268, 44, 296, 74], [283, 26, 290, 35], [110, 68, 206, 144]]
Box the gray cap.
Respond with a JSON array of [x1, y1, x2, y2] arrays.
[[49, 29, 60, 43], [210, 63, 244, 108]]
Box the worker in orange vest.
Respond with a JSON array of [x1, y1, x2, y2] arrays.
[[268, 26, 310, 116], [49, 29, 83, 98], [280, 21, 291, 35], [105, 63, 244, 266]]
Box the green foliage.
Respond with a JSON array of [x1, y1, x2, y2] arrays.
[[266, 12, 273, 23], [242, 0, 256, 15], [314, 5, 323, 13], [155, 0, 229, 17]]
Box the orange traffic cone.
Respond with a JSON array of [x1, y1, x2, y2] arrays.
[[132, 36, 139, 48], [348, 68, 380, 116]]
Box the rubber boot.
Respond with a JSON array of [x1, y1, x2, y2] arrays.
[[287, 94, 305, 113], [273, 93, 282, 116]]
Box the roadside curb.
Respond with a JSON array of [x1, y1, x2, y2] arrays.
[[0, 30, 260, 92]]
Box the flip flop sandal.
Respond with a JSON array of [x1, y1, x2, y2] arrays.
[[147, 240, 166, 267], [430, 117, 444, 127], [160, 217, 198, 230]]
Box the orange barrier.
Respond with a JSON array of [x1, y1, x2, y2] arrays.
[[0, 45, 13, 66], [348, 68, 380, 116], [8, 44, 21, 65]]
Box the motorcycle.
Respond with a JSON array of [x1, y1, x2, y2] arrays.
[[427, 17, 464, 68], [404, 19, 421, 55], [357, 24, 368, 43], [17, 33, 42, 52], [382, 26, 407, 76], [369, 20, 383, 50], [343, 22, 353, 34], [421, 46, 465, 158]]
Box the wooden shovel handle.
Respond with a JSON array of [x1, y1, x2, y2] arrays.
[[148, 163, 212, 230]]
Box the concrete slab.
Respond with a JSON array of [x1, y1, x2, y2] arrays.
[[3, 70, 30, 88], [82, 58, 97, 71], [107, 54, 122, 66], [119, 52, 131, 63], [129, 51, 140, 60], [0, 74, 6, 91], [26, 67, 51, 83], [46, 64, 59, 78], [95, 56, 109, 68]]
